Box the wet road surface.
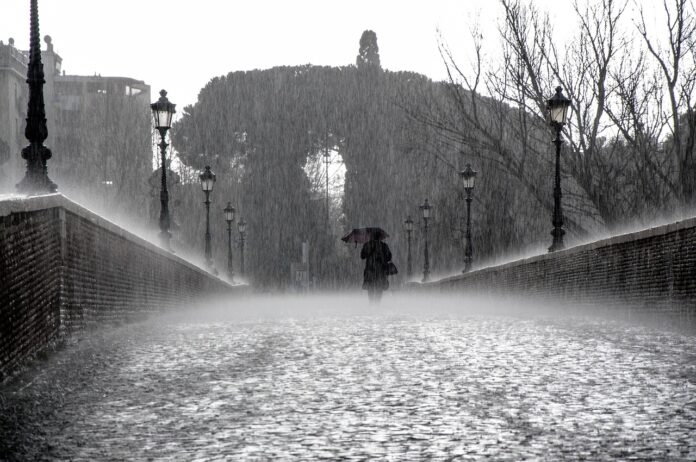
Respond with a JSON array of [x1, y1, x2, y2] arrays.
[[1, 294, 695, 460]]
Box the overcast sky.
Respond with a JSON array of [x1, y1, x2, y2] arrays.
[[3, 1, 586, 110]]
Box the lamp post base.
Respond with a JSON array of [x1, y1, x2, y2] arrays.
[[16, 150, 57, 195], [16, 174, 57, 196], [548, 243, 565, 252], [159, 230, 173, 252], [205, 258, 218, 276], [548, 228, 565, 253]]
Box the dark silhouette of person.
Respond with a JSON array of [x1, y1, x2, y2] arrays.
[[361, 234, 392, 303]]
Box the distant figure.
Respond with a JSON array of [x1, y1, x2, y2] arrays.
[[361, 234, 392, 303]]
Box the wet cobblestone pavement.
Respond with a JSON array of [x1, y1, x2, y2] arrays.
[[1, 295, 695, 460]]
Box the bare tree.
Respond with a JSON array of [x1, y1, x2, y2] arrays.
[[406, 0, 632, 235], [405, 0, 696, 234], [634, 0, 696, 207]]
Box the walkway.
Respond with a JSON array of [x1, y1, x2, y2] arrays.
[[1, 294, 695, 460]]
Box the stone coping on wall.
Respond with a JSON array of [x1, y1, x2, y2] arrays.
[[0, 193, 234, 288], [431, 215, 696, 286]]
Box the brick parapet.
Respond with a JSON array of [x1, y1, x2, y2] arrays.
[[0, 194, 237, 379], [423, 218, 696, 311]]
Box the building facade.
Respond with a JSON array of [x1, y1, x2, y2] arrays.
[[0, 38, 29, 189], [0, 36, 152, 218]]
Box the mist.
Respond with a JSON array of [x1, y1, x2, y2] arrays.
[[2, 291, 694, 459]]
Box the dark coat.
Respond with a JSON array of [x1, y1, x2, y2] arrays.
[[361, 240, 392, 291]]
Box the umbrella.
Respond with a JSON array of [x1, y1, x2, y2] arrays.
[[341, 227, 389, 244]]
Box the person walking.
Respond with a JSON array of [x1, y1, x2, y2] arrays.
[[361, 232, 393, 303]]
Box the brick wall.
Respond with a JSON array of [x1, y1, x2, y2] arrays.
[[0, 194, 236, 379], [0, 207, 62, 381], [428, 218, 696, 313]]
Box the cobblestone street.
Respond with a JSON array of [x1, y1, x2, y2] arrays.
[[1, 295, 695, 460]]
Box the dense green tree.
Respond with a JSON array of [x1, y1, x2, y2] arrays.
[[171, 59, 555, 288], [356, 30, 381, 70]]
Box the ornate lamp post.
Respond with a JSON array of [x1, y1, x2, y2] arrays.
[[16, 0, 58, 195], [547, 86, 571, 252], [404, 216, 414, 278], [238, 218, 247, 276], [199, 166, 216, 269], [324, 146, 331, 231], [459, 163, 477, 273], [150, 90, 176, 251], [419, 199, 432, 283], [223, 202, 236, 282]]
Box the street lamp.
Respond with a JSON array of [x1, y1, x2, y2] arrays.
[[223, 202, 236, 282], [419, 199, 432, 283], [237, 218, 247, 276], [547, 86, 571, 252], [16, 0, 58, 195], [150, 89, 176, 251], [459, 163, 477, 273], [199, 165, 216, 269], [324, 145, 331, 231], [404, 216, 414, 278]]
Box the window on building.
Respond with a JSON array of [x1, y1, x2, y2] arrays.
[[87, 82, 106, 94], [125, 85, 142, 96]]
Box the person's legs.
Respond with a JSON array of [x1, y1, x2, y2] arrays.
[[367, 288, 382, 304], [372, 289, 383, 304], [367, 289, 377, 303]]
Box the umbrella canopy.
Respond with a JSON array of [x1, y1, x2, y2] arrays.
[[341, 227, 389, 244]]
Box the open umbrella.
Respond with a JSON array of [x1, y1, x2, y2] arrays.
[[341, 227, 389, 244]]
